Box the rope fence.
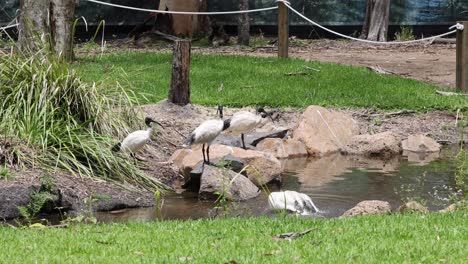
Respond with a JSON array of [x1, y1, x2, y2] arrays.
[[85, 0, 278, 15], [2, 0, 466, 91], [0, 23, 18, 32]]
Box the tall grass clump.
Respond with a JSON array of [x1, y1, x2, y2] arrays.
[[0, 48, 166, 191]]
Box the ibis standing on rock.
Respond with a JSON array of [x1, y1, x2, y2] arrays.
[[225, 107, 272, 149], [112, 117, 164, 159], [184, 105, 231, 164]]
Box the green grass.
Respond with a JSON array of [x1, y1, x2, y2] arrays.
[[75, 53, 467, 110], [0, 211, 466, 263]]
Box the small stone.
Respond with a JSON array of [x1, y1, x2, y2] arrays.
[[341, 200, 392, 217], [397, 201, 429, 214], [402, 134, 441, 153]]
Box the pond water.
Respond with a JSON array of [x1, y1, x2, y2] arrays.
[[96, 147, 461, 223]]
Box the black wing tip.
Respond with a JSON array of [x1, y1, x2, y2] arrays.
[[184, 133, 196, 146], [223, 118, 231, 131], [111, 142, 121, 152]]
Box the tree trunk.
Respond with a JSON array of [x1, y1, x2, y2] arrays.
[[18, 0, 76, 61], [197, 0, 212, 38], [168, 40, 191, 106], [237, 0, 250, 46], [50, 0, 76, 61], [360, 0, 390, 41], [18, 0, 50, 52]]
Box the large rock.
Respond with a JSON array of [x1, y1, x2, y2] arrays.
[[257, 138, 308, 159], [0, 183, 40, 219], [175, 144, 282, 186], [199, 165, 259, 201], [293, 106, 359, 156], [402, 134, 441, 153], [341, 200, 392, 217], [183, 155, 246, 191], [344, 131, 401, 157], [169, 149, 193, 169], [397, 201, 429, 214]]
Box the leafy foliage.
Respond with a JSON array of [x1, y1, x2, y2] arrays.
[[0, 49, 166, 191]]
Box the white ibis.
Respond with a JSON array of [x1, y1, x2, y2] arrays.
[[184, 105, 231, 164], [268, 190, 319, 215], [112, 117, 164, 157], [225, 107, 272, 149]]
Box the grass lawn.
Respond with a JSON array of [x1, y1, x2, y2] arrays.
[[75, 53, 467, 110], [1, 211, 466, 263]]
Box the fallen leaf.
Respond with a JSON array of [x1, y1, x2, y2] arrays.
[[109, 209, 128, 214], [274, 228, 316, 241], [179, 256, 193, 262], [262, 249, 282, 256], [224, 261, 238, 264], [96, 240, 112, 245], [133, 251, 144, 256], [439, 259, 448, 262]]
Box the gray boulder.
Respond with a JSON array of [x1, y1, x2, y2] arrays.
[[199, 165, 260, 201]]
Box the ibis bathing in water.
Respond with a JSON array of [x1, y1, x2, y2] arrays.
[[268, 190, 319, 216], [112, 117, 164, 158], [184, 105, 231, 164], [225, 107, 272, 149]]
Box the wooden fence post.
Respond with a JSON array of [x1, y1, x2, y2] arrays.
[[278, 1, 289, 58], [168, 40, 191, 105], [456, 21, 468, 92]]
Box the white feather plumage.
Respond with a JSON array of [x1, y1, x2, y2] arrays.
[[268, 191, 319, 215], [226, 111, 264, 135], [120, 128, 152, 153], [190, 119, 225, 146]]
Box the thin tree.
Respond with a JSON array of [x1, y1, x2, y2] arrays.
[[360, 0, 391, 41], [238, 0, 250, 46], [18, 0, 76, 61]]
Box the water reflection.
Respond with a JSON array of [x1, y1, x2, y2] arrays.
[[97, 147, 459, 222]]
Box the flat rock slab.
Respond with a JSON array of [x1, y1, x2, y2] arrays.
[[213, 129, 289, 148], [344, 131, 401, 158], [0, 173, 155, 220]]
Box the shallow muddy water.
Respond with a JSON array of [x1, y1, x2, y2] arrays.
[[97, 147, 461, 223]]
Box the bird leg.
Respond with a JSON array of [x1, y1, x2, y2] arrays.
[[207, 145, 211, 165], [202, 144, 207, 164], [130, 153, 137, 165], [241, 134, 246, 149]]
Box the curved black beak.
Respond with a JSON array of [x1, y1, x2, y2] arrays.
[[216, 105, 224, 119], [152, 120, 165, 129], [267, 111, 275, 123]]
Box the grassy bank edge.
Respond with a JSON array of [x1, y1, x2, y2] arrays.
[[0, 210, 466, 263]]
